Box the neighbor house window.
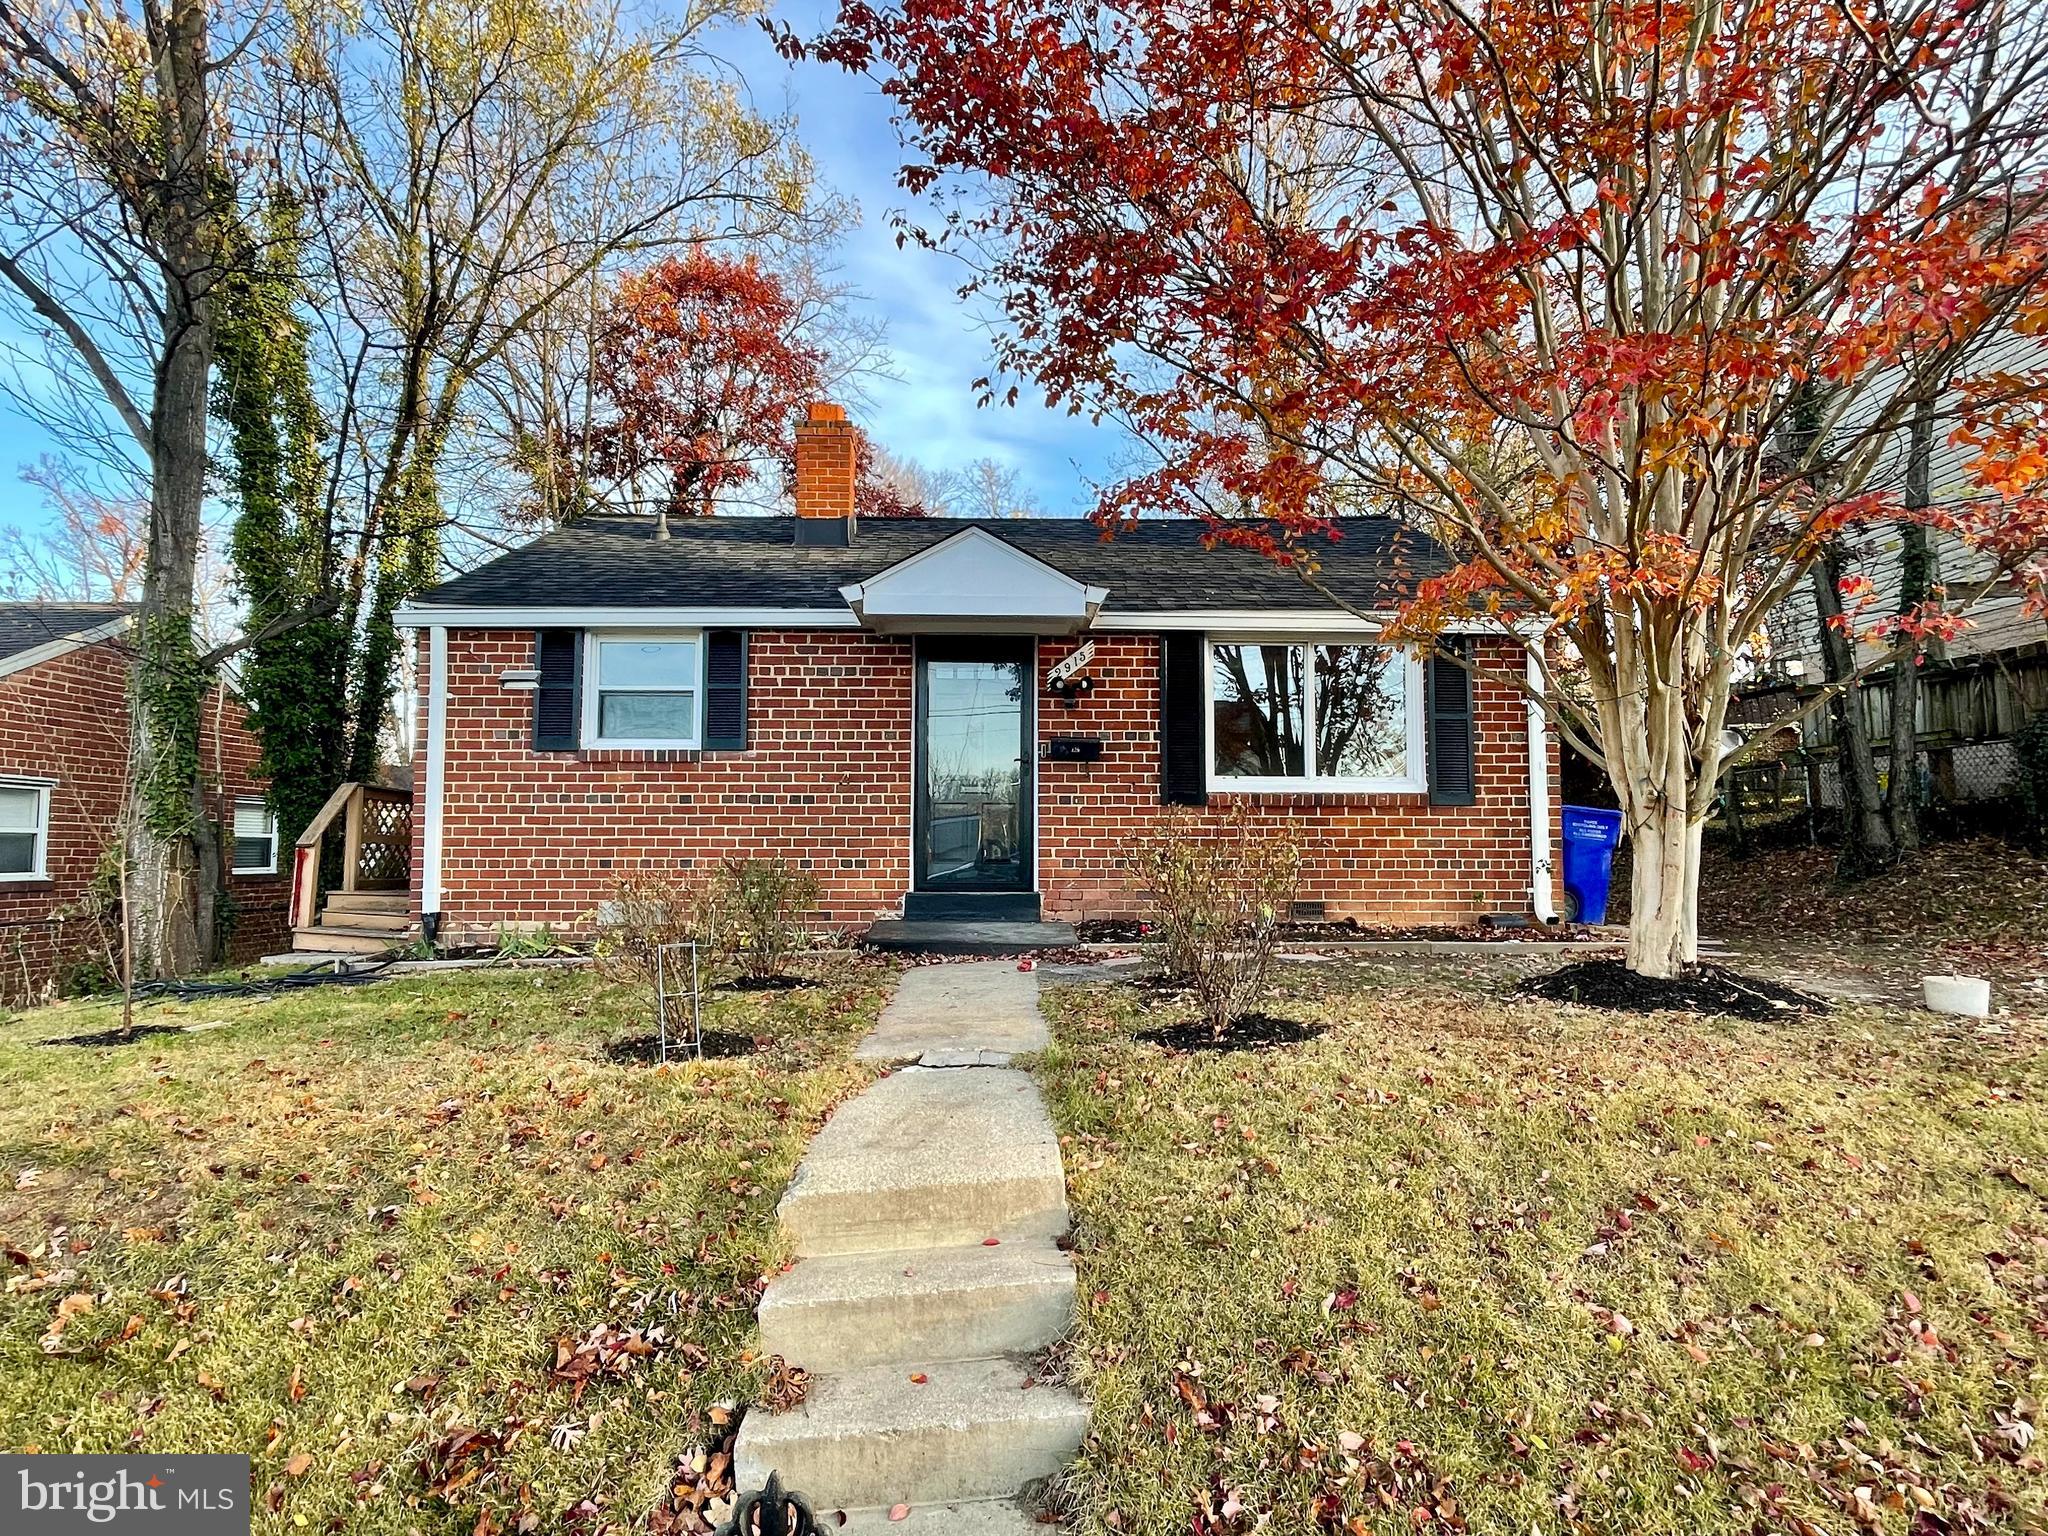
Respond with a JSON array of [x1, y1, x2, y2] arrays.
[[1208, 640, 1421, 790], [0, 778, 51, 880], [585, 633, 701, 747], [231, 798, 278, 875]]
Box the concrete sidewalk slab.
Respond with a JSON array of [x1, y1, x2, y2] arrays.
[[856, 960, 1050, 1064]]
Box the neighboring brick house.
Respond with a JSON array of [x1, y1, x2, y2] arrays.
[[395, 404, 1562, 944], [0, 602, 290, 999]]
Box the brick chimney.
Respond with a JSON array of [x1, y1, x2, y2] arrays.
[[793, 401, 856, 546]]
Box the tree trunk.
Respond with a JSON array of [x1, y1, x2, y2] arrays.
[[1622, 795, 1700, 977], [125, 0, 222, 979], [1885, 395, 1937, 852], [1811, 543, 1894, 877]]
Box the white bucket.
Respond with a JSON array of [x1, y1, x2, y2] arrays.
[[1921, 974, 1991, 1018]]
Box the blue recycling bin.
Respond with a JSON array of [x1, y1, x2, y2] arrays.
[[1559, 805, 1625, 924]]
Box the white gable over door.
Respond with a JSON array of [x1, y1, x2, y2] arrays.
[[838, 528, 1108, 634]]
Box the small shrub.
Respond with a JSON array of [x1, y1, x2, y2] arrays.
[[595, 871, 704, 989], [2017, 711, 2048, 850], [703, 858, 822, 982], [1131, 805, 1303, 1037]]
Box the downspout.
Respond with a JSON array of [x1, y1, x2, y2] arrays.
[[1525, 647, 1559, 924], [421, 624, 448, 941]]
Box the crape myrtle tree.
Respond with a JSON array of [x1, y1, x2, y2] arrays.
[[809, 0, 2048, 977]]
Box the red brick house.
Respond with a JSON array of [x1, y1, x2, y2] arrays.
[[393, 405, 1561, 946], [0, 602, 289, 999]]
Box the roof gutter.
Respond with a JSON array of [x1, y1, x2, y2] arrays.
[[392, 604, 864, 630]]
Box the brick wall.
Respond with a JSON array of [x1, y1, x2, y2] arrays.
[[422, 627, 1560, 938], [1032, 633, 1560, 924], [425, 629, 916, 941], [0, 637, 288, 1002]]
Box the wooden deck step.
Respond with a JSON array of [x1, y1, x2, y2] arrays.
[[290, 925, 404, 956], [323, 891, 412, 916], [317, 908, 413, 933]]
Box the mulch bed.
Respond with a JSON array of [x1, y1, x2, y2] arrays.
[[1076, 918, 1153, 942], [720, 975, 811, 993], [1137, 1014, 1325, 1053], [603, 1029, 765, 1064], [1518, 957, 1826, 1021], [1075, 916, 1588, 945]]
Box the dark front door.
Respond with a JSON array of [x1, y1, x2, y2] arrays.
[[915, 639, 1034, 892]]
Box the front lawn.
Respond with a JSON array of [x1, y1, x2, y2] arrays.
[[1038, 960, 2047, 1535], [0, 959, 891, 1533]]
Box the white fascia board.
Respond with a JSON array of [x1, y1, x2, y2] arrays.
[[394, 604, 861, 630], [1090, 610, 1537, 636], [0, 614, 134, 681]]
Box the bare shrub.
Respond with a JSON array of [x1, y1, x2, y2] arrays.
[[594, 870, 703, 989], [700, 858, 823, 982], [1132, 805, 1303, 1036]]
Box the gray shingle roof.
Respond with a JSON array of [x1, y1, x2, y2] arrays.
[[0, 601, 134, 664], [415, 516, 1447, 615]]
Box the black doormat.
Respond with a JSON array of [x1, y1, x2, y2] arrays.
[[1518, 958, 1825, 1021], [1137, 1014, 1324, 1053]]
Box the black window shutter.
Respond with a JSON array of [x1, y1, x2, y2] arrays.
[[703, 630, 748, 751], [1427, 640, 1476, 805], [1159, 632, 1208, 806], [532, 629, 581, 751]]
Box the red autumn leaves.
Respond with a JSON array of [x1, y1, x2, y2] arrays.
[[582, 252, 920, 520]]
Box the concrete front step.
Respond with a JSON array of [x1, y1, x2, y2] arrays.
[[760, 1239, 1075, 1373], [832, 1500, 1046, 1534], [733, 1357, 1087, 1509], [778, 1068, 1068, 1257], [864, 921, 1078, 957]]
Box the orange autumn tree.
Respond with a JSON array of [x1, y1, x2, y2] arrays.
[[583, 251, 921, 520], [811, 0, 2048, 977]]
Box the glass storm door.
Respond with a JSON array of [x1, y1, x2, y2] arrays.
[[915, 641, 1033, 891]]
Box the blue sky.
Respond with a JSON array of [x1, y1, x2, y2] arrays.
[[720, 2, 1126, 515], [0, 0, 1125, 542]]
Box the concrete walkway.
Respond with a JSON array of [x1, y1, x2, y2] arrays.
[[855, 961, 1051, 1066], [735, 961, 1083, 1530]]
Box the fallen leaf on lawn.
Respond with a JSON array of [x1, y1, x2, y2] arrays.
[[284, 1453, 313, 1477]]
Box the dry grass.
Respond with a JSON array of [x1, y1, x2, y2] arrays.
[[0, 959, 893, 1533], [1037, 958, 2048, 1536]]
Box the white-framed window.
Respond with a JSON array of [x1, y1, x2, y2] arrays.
[[1206, 638, 1425, 792], [231, 798, 278, 875], [583, 631, 702, 748], [0, 776, 53, 881]]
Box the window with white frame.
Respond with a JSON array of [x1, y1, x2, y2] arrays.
[[585, 633, 701, 747], [231, 798, 278, 875], [1208, 639, 1422, 790], [0, 778, 51, 880]]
